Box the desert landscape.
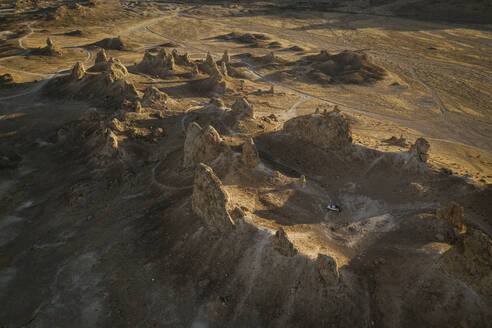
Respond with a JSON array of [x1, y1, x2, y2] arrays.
[[0, 0, 491, 327]]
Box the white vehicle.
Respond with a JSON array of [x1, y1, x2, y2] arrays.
[[327, 204, 341, 212]]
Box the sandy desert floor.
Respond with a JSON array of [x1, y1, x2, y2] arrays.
[[0, 1, 491, 327]]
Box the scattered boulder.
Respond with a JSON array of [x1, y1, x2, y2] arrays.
[[409, 137, 430, 162], [241, 138, 260, 168], [437, 202, 466, 235], [316, 254, 339, 285], [270, 228, 298, 257], [231, 97, 254, 119], [183, 122, 230, 168], [284, 109, 352, 150], [192, 163, 235, 233]]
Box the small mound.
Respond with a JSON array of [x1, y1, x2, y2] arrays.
[[159, 42, 180, 48], [268, 41, 283, 49], [286, 45, 305, 52], [90, 36, 132, 51], [306, 50, 386, 84], [64, 30, 83, 36], [217, 32, 272, 48]]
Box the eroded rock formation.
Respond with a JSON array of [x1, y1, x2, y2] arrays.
[[136, 49, 175, 77], [231, 97, 254, 119], [409, 137, 430, 162], [270, 228, 298, 257], [33, 37, 63, 56], [70, 61, 85, 80], [284, 109, 352, 150], [183, 122, 230, 168], [192, 163, 235, 232], [443, 228, 492, 296], [437, 202, 466, 235], [241, 138, 260, 168], [44, 57, 138, 107], [141, 86, 169, 108], [316, 254, 339, 285]]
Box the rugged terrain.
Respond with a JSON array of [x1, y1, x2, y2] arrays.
[[0, 1, 491, 327]]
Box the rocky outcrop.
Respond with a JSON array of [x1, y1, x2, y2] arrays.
[[136, 49, 175, 77], [193, 63, 228, 95], [91, 49, 109, 71], [191, 64, 200, 78], [270, 228, 298, 257], [100, 128, 119, 158], [183, 122, 230, 168], [315, 254, 339, 285], [198, 52, 218, 75], [443, 228, 492, 296], [192, 163, 235, 232], [44, 57, 138, 107], [142, 86, 169, 108], [0, 73, 14, 86], [437, 202, 466, 235], [70, 61, 85, 80], [284, 110, 352, 150], [221, 50, 230, 64], [409, 137, 430, 162], [172, 49, 192, 66], [33, 37, 63, 56], [220, 61, 228, 77], [241, 138, 260, 168], [231, 97, 254, 119]]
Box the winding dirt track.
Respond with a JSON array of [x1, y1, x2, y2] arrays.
[[1, 8, 490, 155]]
